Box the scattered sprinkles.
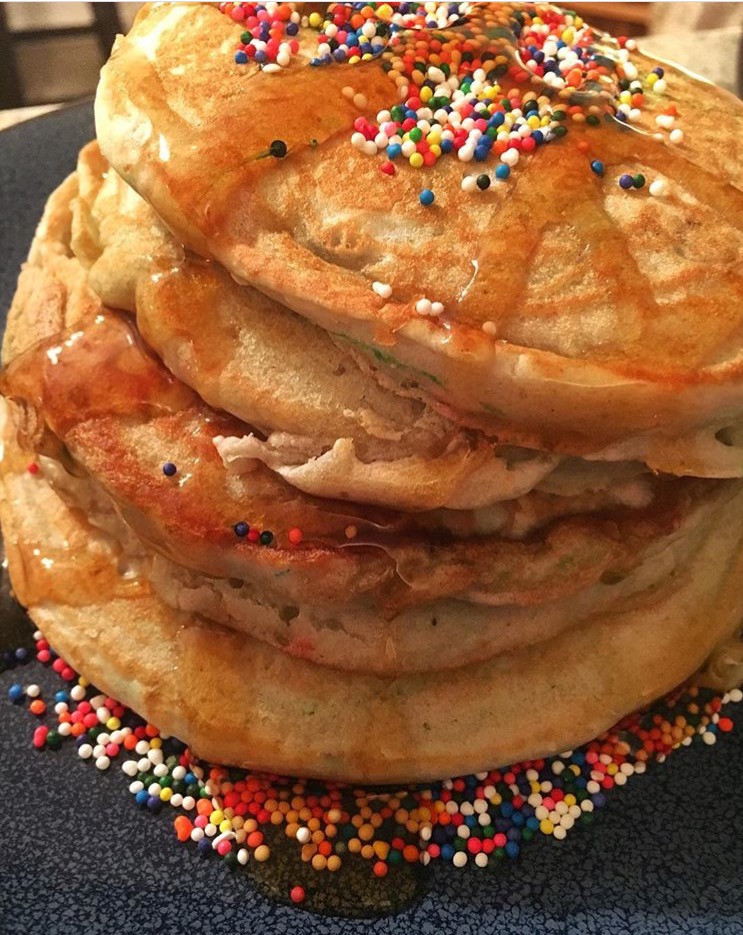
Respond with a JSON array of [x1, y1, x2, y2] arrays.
[[4, 628, 741, 901], [221, 2, 677, 185]]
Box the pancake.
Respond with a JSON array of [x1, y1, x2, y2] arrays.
[[95, 2, 743, 468], [6, 233, 728, 619], [4, 400, 743, 783]]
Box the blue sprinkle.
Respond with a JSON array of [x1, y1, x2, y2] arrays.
[[474, 146, 489, 162], [440, 843, 455, 861], [135, 790, 149, 807], [234, 50, 248, 65], [532, 130, 544, 145], [652, 66, 665, 77], [162, 461, 177, 477], [618, 173, 634, 190], [147, 796, 163, 814], [386, 143, 402, 159], [333, 49, 347, 62], [233, 522, 249, 538], [14, 647, 29, 663], [8, 684, 24, 703], [440, 138, 454, 153], [54, 690, 70, 703], [286, 22, 299, 36], [254, 50, 267, 64], [591, 159, 605, 177], [197, 838, 212, 857], [495, 164, 511, 181], [464, 815, 478, 828], [505, 841, 520, 859], [419, 188, 435, 206]]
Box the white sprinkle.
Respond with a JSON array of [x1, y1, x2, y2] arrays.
[[478, 812, 490, 826], [461, 175, 478, 193], [170, 794, 183, 808], [276, 51, 291, 68], [473, 799, 488, 814], [342, 86, 355, 100], [372, 281, 392, 299], [70, 685, 86, 701], [655, 114, 675, 129], [553, 825, 568, 841], [128, 781, 144, 794], [148, 783, 162, 796], [92, 745, 106, 758], [535, 805, 549, 821], [351, 132, 367, 150], [353, 92, 368, 110], [669, 128, 684, 144], [362, 140, 378, 156], [262, 64, 281, 74], [452, 851, 468, 868], [137, 757, 150, 772], [501, 148, 519, 167], [614, 772, 627, 786], [172, 765, 187, 781], [419, 825, 432, 841], [458, 145, 475, 162], [730, 688, 743, 703], [148, 748, 164, 765], [374, 132, 389, 149], [420, 852, 431, 867], [430, 301, 445, 316], [702, 731, 717, 745], [182, 796, 196, 811], [628, 108, 642, 123], [190, 827, 204, 842], [428, 66, 446, 84], [475, 853, 489, 868], [95, 755, 111, 771], [26, 684, 41, 698], [33, 630, 43, 640], [296, 827, 312, 844], [153, 763, 169, 778], [415, 298, 433, 316], [626, 38, 637, 50], [649, 179, 666, 197], [58, 723, 71, 737], [581, 799, 594, 813], [623, 62, 638, 80], [135, 739, 150, 756], [401, 139, 417, 157], [204, 823, 217, 837], [121, 760, 139, 777], [457, 824, 470, 839], [237, 848, 250, 866], [654, 78, 667, 94]]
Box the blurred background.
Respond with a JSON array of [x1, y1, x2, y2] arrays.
[[0, 2, 741, 121]]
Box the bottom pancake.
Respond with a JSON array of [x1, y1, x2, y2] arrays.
[[3, 410, 743, 783]]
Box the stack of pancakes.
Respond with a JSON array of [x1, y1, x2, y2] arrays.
[[2, 2, 743, 783]]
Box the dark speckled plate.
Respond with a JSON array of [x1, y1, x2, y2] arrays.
[[1, 103, 743, 935]]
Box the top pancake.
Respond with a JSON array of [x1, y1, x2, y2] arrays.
[[95, 2, 743, 462]]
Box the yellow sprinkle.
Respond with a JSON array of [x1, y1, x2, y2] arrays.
[[210, 810, 224, 825], [409, 153, 424, 168], [308, 11, 322, 27], [159, 788, 173, 802], [420, 86, 433, 103], [106, 717, 121, 731], [540, 819, 555, 835]]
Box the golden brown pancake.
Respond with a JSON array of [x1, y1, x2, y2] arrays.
[[95, 3, 743, 466], [4, 400, 743, 783]]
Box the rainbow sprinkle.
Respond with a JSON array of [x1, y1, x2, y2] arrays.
[[4, 628, 740, 907], [220, 2, 673, 180]]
